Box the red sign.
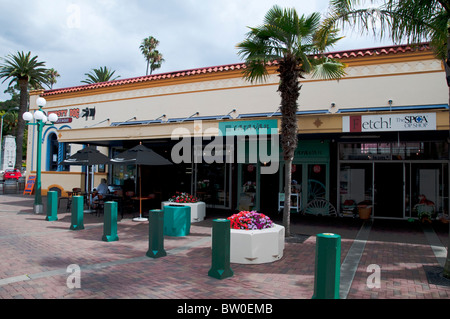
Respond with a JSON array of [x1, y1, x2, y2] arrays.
[[349, 116, 362, 132]]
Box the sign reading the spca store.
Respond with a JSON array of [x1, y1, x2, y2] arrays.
[[343, 113, 436, 132]]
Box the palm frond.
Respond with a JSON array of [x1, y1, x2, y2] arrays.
[[311, 57, 347, 80], [81, 66, 120, 84], [322, 0, 449, 60], [237, 5, 346, 84], [0, 51, 49, 88]]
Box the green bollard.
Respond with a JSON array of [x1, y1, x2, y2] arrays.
[[70, 196, 85, 231], [146, 209, 166, 258], [312, 233, 341, 299], [102, 201, 119, 242], [45, 191, 58, 221], [208, 219, 233, 280]]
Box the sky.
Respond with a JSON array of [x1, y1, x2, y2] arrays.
[[0, 0, 393, 101]]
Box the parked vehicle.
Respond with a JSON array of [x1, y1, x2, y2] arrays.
[[3, 168, 22, 181]]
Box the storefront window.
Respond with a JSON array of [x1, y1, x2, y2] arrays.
[[307, 164, 327, 202], [47, 133, 59, 171], [196, 162, 231, 208], [340, 141, 448, 160], [112, 163, 136, 188], [238, 164, 257, 211], [410, 163, 448, 218], [339, 164, 373, 216]]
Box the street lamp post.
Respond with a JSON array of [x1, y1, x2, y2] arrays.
[[23, 97, 58, 214]]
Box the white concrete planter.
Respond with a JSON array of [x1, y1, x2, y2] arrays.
[[161, 201, 206, 223], [230, 224, 285, 264]]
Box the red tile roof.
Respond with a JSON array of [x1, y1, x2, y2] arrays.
[[42, 43, 431, 97]]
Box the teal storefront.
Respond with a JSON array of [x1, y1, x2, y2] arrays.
[[236, 137, 330, 215], [219, 119, 279, 213], [278, 140, 330, 213], [218, 119, 331, 214]]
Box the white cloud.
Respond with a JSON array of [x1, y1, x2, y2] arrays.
[[0, 0, 393, 101]]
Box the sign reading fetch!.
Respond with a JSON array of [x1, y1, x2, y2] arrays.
[[343, 113, 436, 132]]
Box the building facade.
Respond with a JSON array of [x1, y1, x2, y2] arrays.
[[26, 43, 450, 220]]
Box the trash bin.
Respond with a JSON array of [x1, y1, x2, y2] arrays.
[[163, 204, 191, 237], [357, 205, 372, 220]]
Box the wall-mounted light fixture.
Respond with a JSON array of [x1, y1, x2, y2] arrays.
[[219, 109, 236, 120], [179, 112, 199, 123], [329, 102, 338, 114]]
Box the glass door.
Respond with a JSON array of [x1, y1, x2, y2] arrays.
[[374, 163, 404, 218], [195, 162, 231, 209], [339, 163, 373, 216], [410, 163, 447, 219]]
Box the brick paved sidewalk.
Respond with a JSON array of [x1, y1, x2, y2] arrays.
[[0, 194, 449, 301]]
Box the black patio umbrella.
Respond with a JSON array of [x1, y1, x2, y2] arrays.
[[59, 145, 110, 212], [110, 143, 172, 221], [60, 145, 110, 167]]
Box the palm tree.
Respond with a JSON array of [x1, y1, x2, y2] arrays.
[[237, 5, 346, 237], [81, 66, 120, 84], [46, 68, 60, 89], [140, 36, 164, 75], [0, 51, 50, 169], [320, 0, 450, 280]]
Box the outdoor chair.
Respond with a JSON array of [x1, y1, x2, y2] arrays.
[[94, 194, 105, 217]]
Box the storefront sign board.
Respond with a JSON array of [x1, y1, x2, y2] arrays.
[[219, 119, 278, 136], [343, 113, 436, 132]]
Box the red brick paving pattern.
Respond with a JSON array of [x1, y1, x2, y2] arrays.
[[0, 194, 449, 299]]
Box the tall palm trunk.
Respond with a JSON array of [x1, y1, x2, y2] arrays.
[[278, 56, 301, 238], [444, 28, 450, 279], [15, 78, 28, 170]]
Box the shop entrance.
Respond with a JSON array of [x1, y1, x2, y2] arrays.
[[374, 163, 404, 218], [260, 166, 279, 215], [338, 140, 449, 219], [194, 162, 232, 209]]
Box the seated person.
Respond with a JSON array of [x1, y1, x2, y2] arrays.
[[93, 178, 108, 201]]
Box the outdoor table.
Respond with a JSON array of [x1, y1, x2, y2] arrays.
[[132, 196, 154, 221], [163, 204, 191, 237]]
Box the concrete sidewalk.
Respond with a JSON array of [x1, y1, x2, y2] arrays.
[[0, 194, 449, 300]]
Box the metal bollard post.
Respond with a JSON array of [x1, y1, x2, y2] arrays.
[[45, 191, 58, 221], [312, 233, 341, 299], [208, 219, 233, 280], [146, 209, 167, 258], [102, 201, 119, 242], [70, 196, 85, 230]]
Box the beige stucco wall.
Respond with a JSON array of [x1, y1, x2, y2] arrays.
[[24, 49, 449, 195]]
